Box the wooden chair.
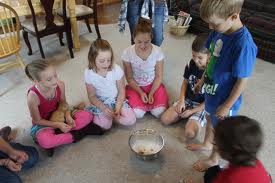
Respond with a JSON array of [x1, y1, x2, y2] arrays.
[[21, 0, 74, 59], [57, 0, 101, 38], [0, 2, 25, 73]]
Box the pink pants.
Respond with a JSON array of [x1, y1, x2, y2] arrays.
[[36, 110, 93, 149], [93, 108, 136, 130], [126, 83, 169, 111]]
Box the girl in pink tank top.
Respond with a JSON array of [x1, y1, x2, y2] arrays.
[[25, 60, 104, 156], [28, 84, 61, 124]]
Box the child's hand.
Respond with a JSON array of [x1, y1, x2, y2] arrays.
[[215, 104, 230, 119], [114, 107, 121, 117], [3, 159, 22, 172], [8, 149, 28, 164], [175, 100, 185, 114], [148, 93, 154, 104], [114, 103, 122, 117], [140, 92, 149, 103], [103, 107, 115, 117], [66, 115, 76, 128], [58, 123, 72, 133], [180, 109, 193, 118]]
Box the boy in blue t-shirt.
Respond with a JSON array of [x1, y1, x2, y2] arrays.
[[188, 0, 258, 172]]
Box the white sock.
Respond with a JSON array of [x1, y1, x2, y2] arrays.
[[133, 108, 146, 119], [150, 107, 166, 118]]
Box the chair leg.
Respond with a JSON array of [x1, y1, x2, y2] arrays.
[[15, 53, 25, 69], [84, 18, 92, 33], [36, 37, 45, 59], [65, 30, 74, 59], [93, 15, 101, 39], [58, 32, 65, 46], [22, 30, 33, 55]]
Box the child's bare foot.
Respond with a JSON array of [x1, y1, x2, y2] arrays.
[[186, 143, 213, 151], [193, 158, 218, 172]]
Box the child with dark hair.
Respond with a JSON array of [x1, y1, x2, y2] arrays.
[[161, 34, 209, 141], [185, 115, 272, 183]]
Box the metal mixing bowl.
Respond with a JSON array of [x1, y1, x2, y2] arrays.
[[129, 129, 165, 160]]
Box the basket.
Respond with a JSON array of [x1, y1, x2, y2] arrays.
[[169, 25, 190, 36]]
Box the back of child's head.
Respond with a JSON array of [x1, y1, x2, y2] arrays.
[[133, 17, 153, 39], [200, 0, 244, 21], [88, 39, 114, 70], [25, 60, 51, 81], [192, 33, 209, 54], [214, 115, 263, 166]]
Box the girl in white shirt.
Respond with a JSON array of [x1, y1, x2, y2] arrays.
[[85, 39, 136, 130], [122, 18, 169, 119]]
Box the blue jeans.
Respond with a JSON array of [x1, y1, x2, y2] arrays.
[[127, 0, 166, 46], [0, 143, 39, 183]]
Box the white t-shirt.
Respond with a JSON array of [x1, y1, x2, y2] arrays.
[[121, 44, 165, 86], [84, 64, 124, 98]]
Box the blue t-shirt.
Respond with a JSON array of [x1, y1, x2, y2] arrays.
[[204, 26, 257, 114]]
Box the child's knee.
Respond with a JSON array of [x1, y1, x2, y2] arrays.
[[184, 129, 196, 139], [74, 110, 93, 122], [122, 109, 136, 125], [119, 117, 136, 126], [185, 120, 200, 139], [160, 112, 173, 125], [36, 131, 54, 149], [93, 115, 112, 130], [37, 138, 53, 149], [150, 107, 166, 118], [133, 108, 146, 119]]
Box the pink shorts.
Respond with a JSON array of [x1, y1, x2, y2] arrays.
[[126, 83, 169, 111]]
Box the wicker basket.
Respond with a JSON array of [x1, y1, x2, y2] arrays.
[[169, 25, 190, 36]]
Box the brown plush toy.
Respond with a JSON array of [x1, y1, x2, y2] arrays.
[[50, 101, 70, 122]]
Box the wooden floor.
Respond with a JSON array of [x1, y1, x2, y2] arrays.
[[96, 2, 121, 24]]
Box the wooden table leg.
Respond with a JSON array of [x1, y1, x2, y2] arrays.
[[68, 0, 80, 51]]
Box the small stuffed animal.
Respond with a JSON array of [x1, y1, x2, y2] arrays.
[[50, 101, 69, 122]]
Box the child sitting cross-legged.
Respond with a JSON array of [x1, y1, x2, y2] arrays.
[[122, 18, 169, 119], [85, 39, 136, 130], [26, 60, 104, 157], [161, 34, 209, 141]]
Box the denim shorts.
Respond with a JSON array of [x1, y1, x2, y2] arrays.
[[173, 98, 206, 127]]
